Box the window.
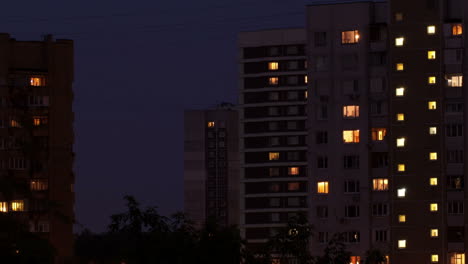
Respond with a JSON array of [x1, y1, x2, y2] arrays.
[[269, 77, 279, 85], [33, 116, 48, 126], [395, 87, 405, 96], [269, 168, 280, 177], [395, 12, 403, 21], [287, 152, 300, 161], [398, 240, 406, 249], [397, 188, 406, 197], [432, 255, 439, 263], [317, 182, 329, 194], [288, 167, 299, 176], [10, 119, 20, 128], [375, 230, 388, 242], [350, 256, 361, 264], [287, 136, 299, 146], [429, 152, 438, 160], [28, 95, 49, 106], [318, 104, 328, 120], [447, 175, 464, 190], [372, 153, 388, 168], [370, 52, 386, 66], [448, 201, 464, 215], [398, 214, 406, 223], [428, 101, 437, 110], [452, 24, 463, 36], [344, 155, 360, 169], [344, 231, 360, 243], [396, 137, 406, 147], [11, 200, 24, 211], [372, 128, 387, 141], [372, 203, 388, 216], [287, 197, 300, 207], [30, 76, 46, 87], [430, 229, 439, 237], [314, 32, 327, 47], [446, 103, 463, 113], [343, 105, 359, 118], [270, 137, 280, 147], [429, 127, 437, 135], [9, 158, 27, 170], [207, 121, 215, 128], [0, 202, 7, 212], [450, 253, 465, 264], [396, 63, 404, 71], [430, 203, 438, 212], [447, 124, 463, 137], [343, 130, 360, 143], [318, 232, 329, 244], [427, 25, 436, 34], [269, 152, 280, 161], [317, 156, 328, 169], [316, 131, 328, 144], [317, 206, 328, 218], [344, 180, 360, 193], [447, 150, 464, 163], [341, 30, 360, 44], [398, 164, 406, 172], [268, 62, 279, 71], [270, 198, 280, 207], [430, 178, 438, 186], [288, 182, 300, 191], [447, 75, 463, 87], [428, 76, 436, 84], [30, 179, 48, 191], [428, 51, 436, 60], [395, 37, 405, 46], [373, 178, 389, 191], [345, 205, 360, 218], [397, 113, 405, 121]]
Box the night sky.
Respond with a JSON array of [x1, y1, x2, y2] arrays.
[[0, 0, 319, 232]]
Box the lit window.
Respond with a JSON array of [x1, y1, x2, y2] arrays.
[[288, 167, 299, 175], [432, 255, 439, 263], [269, 77, 279, 85], [428, 51, 436, 60], [395, 37, 404, 46], [288, 182, 300, 191], [304, 75, 308, 84], [268, 62, 279, 71], [372, 178, 389, 191], [395, 13, 403, 21], [30, 76, 46, 87], [429, 152, 438, 160], [428, 76, 436, 84], [430, 203, 438, 212], [343, 105, 360, 118], [33, 116, 48, 126], [450, 253, 465, 264], [371, 128, 387, 141], [398, 164, 406, 172], [317, 181, 329, 194], [429, 127, 437, 135], [350, 256, 361, 264], [428, 101, 437, 110], [341, 30, 360, 44], [269, 152, 280, 161], [398, 214, 406, 223], [430, 178, 438, 186], [398, 240, 406, 249], [343, 130, 360, 143], [11, 200, 24, 211], [395, 87, 405, 97], [397, 188, 406, 197], [397, 113, 405, 121], [427, 25, 436, 35], [430, 229, 439, 237], [10, 120, 21, 128], [396, 137, 406, 147], [304, 91, 308, 99], [207, 121, 215, 128], [30, 179, 48, 191], [396, 63, 404, 71], [452, 24, 463, 36], [0, 202, 7, 212], [447, 75, 463, 87]]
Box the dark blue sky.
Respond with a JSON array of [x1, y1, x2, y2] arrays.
[[0, 0, 313, 231]]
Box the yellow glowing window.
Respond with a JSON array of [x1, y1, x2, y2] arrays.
[[398, 164, 406, 172], [428, 101, 437, 110], [371, 128, 387, 141], [429, 127, 437, 135], [395, 87, 405, 97], [398, 240, 406, 249], [304, 75, 308, 84], [396, 137, 406, 147], [341, 30, 360, 44], [288, 167, 299, 175], [342, 130, 360, 143], [397, 113, 405, 121], [268, 62, 279, 70], [317, 181, 329, 194], [430, 229, 439, 237], [430, 203, 438, 212], [447, 75, 463, 87], [427, 26, 436, 35], [30, 76, 46, 87], [269, 77, 279, 85], [398, 214, 406, 223], [396, 63, 404, 71], [395, 37, 405, 46], [372, 178, 389, 191], [11, 200, 24, 211], [343, 105, 360, 118], [429, 152, 438, 160], [10, 120, 20, 128], [207, 121, 215, 128], [452, 24, 463, 36], [0, 202, 7, 212], [304, 91, 308, 99], [33, 116, 48, 126], [397, 188, 406, 197], [432, 255, 439, 263], [428, 51, 436, 60], [430, 178, 438, 186], [269, 152, 280, 161], [428, 76, 436, 84]]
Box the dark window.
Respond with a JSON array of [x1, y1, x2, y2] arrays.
[[372, 203, 388, 216], [314, 32, 327, 47], [448, 227, 464, 242], [316, 131, 328, 144], [317, 156, 328, 169], [344, 180, 360, 193], [448, 201, 464, 215], [372, 152, 389, 168], [344, 155, 360, 169], [375, 230, 388, 242], [447, 175, 464, 190], [316, 206, 328, 218], [345, 205, 360, 218], [447, 150, 464, 163]]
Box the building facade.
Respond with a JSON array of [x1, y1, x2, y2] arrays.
[[184, 104, 240, 227], [0, 34, 74, 262], [238, 29, 309, 250]]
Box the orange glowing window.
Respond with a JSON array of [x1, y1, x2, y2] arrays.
[[373, 178, 389, 191], [350, 256, 361, 264], [343, 130, 360, 143], [452, 24, 463, 36], [371, 128, 387, 141], [288, 167, 299, 175], [317, 181, 329, 194], [30, 179, 48, 191], [0, 202, 7, 212], [207, 121, 215, 128], [341, 30, 360, 44], [33, 116, 48, 126], [268, 62, 279, 71], [343, 105, 360, 118], [10, 119, 21, 128], [11, 200, 24, 211], [269, 152, 280, 161], [269, 77, 279, 85], [30, 76, 46, 87]]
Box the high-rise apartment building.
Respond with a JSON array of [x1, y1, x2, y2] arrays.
[[0, 34, 74, 262], [238, 29, 309, 250], [184, 104, 240, 227]]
